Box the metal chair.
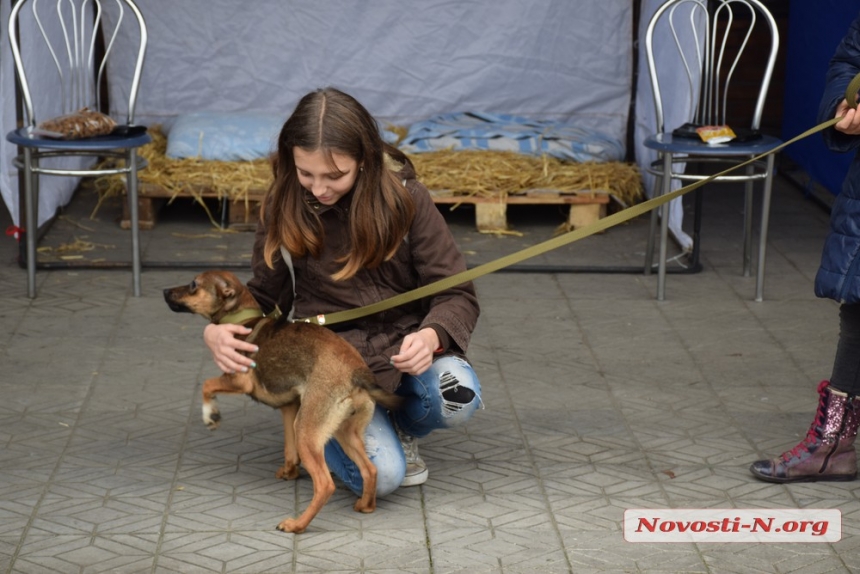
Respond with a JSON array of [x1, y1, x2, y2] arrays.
[[5, 0, 149, 298], [642, 0, 782, 301]]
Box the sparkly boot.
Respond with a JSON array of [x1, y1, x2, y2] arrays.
[[750, 381, 860, 483]]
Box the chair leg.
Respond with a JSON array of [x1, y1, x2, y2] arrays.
[[657, 153, 673, 301], [23, 149, 37, 299], [689, 188, 703, 269], [755, 154, 776, 302], [644, 173, 661, 275], [128, 151, 142, 297], [742, 163, 755, 277]]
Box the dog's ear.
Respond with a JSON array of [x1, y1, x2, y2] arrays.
[[213, 275, 237, 301], [219, 281, 236, 300]]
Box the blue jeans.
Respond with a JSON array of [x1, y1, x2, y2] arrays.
[[324, 355, 482, 496]]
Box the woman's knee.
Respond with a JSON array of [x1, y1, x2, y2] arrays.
[[431, 356, 483, 425], [371, 441, 406, 497]]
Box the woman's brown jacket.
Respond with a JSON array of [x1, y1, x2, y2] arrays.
[[247, 161, 480, 393]]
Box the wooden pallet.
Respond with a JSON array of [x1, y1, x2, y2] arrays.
[[122, 183, 610, 231], [120, 182, 265, 230], [430, 189, 610, 232]]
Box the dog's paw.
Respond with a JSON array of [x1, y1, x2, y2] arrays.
[[203, 413, 221, 430], [275, 463, 300, 480], [277, 518, 306, 534], [202, 403, 221, 430], [353, 499, 376, 514]]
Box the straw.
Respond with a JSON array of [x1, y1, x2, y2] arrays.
[[94, 126, 643, 220]]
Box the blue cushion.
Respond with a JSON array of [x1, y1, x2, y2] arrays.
[[166, 112, 404, 161], [166, 112, 283, 161]]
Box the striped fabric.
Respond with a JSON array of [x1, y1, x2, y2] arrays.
[[397, 112, 625, 163]]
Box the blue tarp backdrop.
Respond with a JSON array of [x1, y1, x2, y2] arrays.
[[783, 0, 860, 196]]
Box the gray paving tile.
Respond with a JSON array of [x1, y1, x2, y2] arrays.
[[155, 531, 291, 572], [2, 177, 859, 572], [562, 530, 706, 572], [698, 543, 850, 574]]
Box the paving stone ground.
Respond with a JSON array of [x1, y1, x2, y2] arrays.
[[1, 170, 857, 573]]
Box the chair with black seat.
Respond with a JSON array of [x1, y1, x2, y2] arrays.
[[5, 0, 150, 298], [642, 0, 781, 302]]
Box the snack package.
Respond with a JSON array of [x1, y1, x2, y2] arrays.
[[695, 125, 736, 145], [33, 107, 117, 140]]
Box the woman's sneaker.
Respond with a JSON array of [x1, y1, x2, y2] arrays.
[[396, 427, 428, 486]]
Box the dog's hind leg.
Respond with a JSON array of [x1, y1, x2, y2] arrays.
[[276, 402, 300, 480], [333, 393, 378, 514], [276, 400, 341, 534], [276, 440, 334, 533]]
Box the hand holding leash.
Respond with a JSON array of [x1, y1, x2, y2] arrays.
[[836, 72, 860, 134], [836, 100, 860, 134]]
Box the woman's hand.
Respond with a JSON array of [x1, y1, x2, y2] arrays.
[[203, 323, 258, 374], [391, 327, 440, 376], [835, 98, 860, 135]]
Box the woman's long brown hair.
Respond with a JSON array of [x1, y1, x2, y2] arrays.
[[261, 88, 415, 281]]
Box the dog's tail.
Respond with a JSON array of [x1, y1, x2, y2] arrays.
[[354, 370, 404, 411], [368, 387, 404, 411]]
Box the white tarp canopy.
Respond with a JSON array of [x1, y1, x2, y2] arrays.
[[1, 0, 634, 228]]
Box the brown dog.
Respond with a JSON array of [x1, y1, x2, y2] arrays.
[[163, 270, 401, 533]]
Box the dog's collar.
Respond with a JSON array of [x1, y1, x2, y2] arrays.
[[218, 309, 265, 325]]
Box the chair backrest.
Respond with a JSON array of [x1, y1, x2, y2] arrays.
[[7, 0, 147, 128], [644, 0, 779, 134]]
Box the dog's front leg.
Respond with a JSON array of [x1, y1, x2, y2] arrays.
[[276, 402, 300, 480], [201, 373, 253, 430]]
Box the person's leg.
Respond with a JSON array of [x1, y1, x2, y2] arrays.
[[389, 355, 482, 485], [324, 406, 406, 497], [391, 355, 483, 438], [830, 303, 860, 394], [750, 303, 860, 482]]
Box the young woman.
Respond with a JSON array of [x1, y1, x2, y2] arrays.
[[203, 87, 483, 495]]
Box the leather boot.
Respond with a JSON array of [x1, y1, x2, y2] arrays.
[[750, 381, 860, 483]]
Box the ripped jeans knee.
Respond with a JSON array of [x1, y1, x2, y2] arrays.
[[392, 355, 483, 438]]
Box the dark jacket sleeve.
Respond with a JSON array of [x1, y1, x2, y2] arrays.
[[820, 13, 860, 153], [406, 179, 480, 353]]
